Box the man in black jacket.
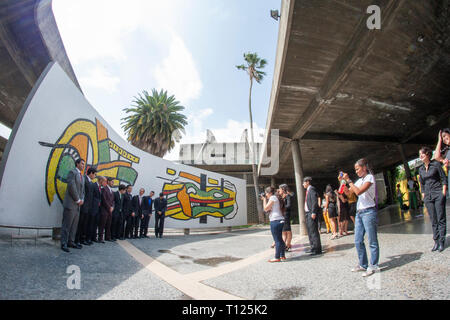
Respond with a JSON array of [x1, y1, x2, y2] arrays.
[[154, 192, 167, 238], [76, 167, 97, 246], [303, 177, 322, 255], [140, 191, 154, 238], [132, 188, 145, 239], [111, 184, 126, 241], [123, 185, 134, 239], [89, 176, 104, 243]]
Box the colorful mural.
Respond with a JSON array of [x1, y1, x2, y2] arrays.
[[40, 118, 140, 205], [159, 168, 238, 221]]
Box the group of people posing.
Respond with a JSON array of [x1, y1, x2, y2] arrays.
[[60, 160, 168, 253]]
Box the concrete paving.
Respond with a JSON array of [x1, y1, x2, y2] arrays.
[[0, 204, 449, 300]]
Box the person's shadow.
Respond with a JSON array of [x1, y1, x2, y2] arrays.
[[379, 252, 423, 272]]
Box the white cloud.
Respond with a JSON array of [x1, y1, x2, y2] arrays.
[[153, 35, 203, 105], [78, 67, 120, 93], [52, 0, 184, 64]]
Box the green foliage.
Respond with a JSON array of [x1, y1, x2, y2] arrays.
[[236, 52, 267, 83], [121, 89, 187, 157]]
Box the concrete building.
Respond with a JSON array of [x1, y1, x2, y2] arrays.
[[178, 130, 266, 224]]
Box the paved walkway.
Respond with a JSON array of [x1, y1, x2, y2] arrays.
[[0, 204, 449, 300]]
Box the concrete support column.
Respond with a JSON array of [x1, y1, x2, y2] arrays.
[[271, 177, 276, 187], [291, 140, 307, 236], [398, 144, 412, 179], [184, 228, 190, 235]]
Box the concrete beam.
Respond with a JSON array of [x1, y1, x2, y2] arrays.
[[289, 0, 403, 141]]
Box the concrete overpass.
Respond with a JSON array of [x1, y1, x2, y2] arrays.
[[259, 0, 450, 234], [0, 0, 80, 159]]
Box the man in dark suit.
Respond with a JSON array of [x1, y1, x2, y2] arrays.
[[132, 188, 145, 239], [88, 176, 103, 243], [76, 167, 97, 246], [123, 185, 134, 239], [111, 184, 126, 241], [98, 177, 115, 242], [140, 191, 154, 238], [303, 177, 322, 255], [61, 158, 85, 252], [154, 192, 167, 238]]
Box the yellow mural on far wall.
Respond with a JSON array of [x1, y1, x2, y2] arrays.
[[159, 168, 238, 221], [39, 118, 140, 205]]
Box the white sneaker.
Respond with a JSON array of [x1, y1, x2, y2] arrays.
[[351, 266, 367, 272], [362, 266, 379, 277]]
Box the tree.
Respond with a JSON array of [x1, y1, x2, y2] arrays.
[[121, 89, 187, 158], [236, 52, 267, 224]]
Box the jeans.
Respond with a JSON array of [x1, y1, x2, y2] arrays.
[[354, 207, 379, 269], [270, 219, 285, 259]]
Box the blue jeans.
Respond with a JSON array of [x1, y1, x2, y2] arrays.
[[270, 219, 285, 259], [354, 207, 379, 269]]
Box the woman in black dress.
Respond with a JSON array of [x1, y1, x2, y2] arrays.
[[338, 192, 350, 236], [325, 184, 339, 239], [419, 146, 447, 252], [279, 184, 293, 251]]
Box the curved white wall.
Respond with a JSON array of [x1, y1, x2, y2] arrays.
[[0, 63, 247, 228]]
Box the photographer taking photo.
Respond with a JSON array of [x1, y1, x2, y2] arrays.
[[261, 186, 286, 262]]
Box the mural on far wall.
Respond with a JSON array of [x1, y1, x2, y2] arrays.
[[159, 168, 239, 221], [38, 117, 240, 223], [39, 118, 140, 205]]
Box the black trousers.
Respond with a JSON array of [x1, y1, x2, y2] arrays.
[[87, 212, 100, 241], [75, 211, 88, 244], [132, 215, 140, 237], [111, 213, 122, 239], [140, 214, 150, 236], [155, 213, 165, 237], [425, 194, 447, 243], [306, 212, 322, 253], [124, 214, 133, 238]]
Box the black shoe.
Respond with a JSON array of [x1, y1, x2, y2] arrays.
[[92, 239, 99, 243], [61, 245, 70, 253], [432, 242, 439, 252], [87, 241, 93, 245], [309, 251, 322, 256], [438, 243, 445, 252], [81, 241, 90, 246], [99, 240, 105, 243], [69, 243, 82, 249], [159, 235, 163, 238]]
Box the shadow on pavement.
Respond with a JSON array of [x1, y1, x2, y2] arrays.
[[379, 252, 423, 272]]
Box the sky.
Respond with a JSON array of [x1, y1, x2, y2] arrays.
[[44, 0, 282, 160]]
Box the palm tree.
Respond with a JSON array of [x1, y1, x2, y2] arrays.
[[236, 52, 267, 224], [121, 89, 187, 158]]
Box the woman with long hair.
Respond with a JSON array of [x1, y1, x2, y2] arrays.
[[343, 158, 379, 277], [433, 128, 450, 198], [325, 184, 339, 240], [279, 184, 293, 251], [419, 146, 447, 252], [261, 186, 286, 262]]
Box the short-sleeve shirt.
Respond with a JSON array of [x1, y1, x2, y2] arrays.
[[354, 174, 376, 211], [269, 195, 284, 221]]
